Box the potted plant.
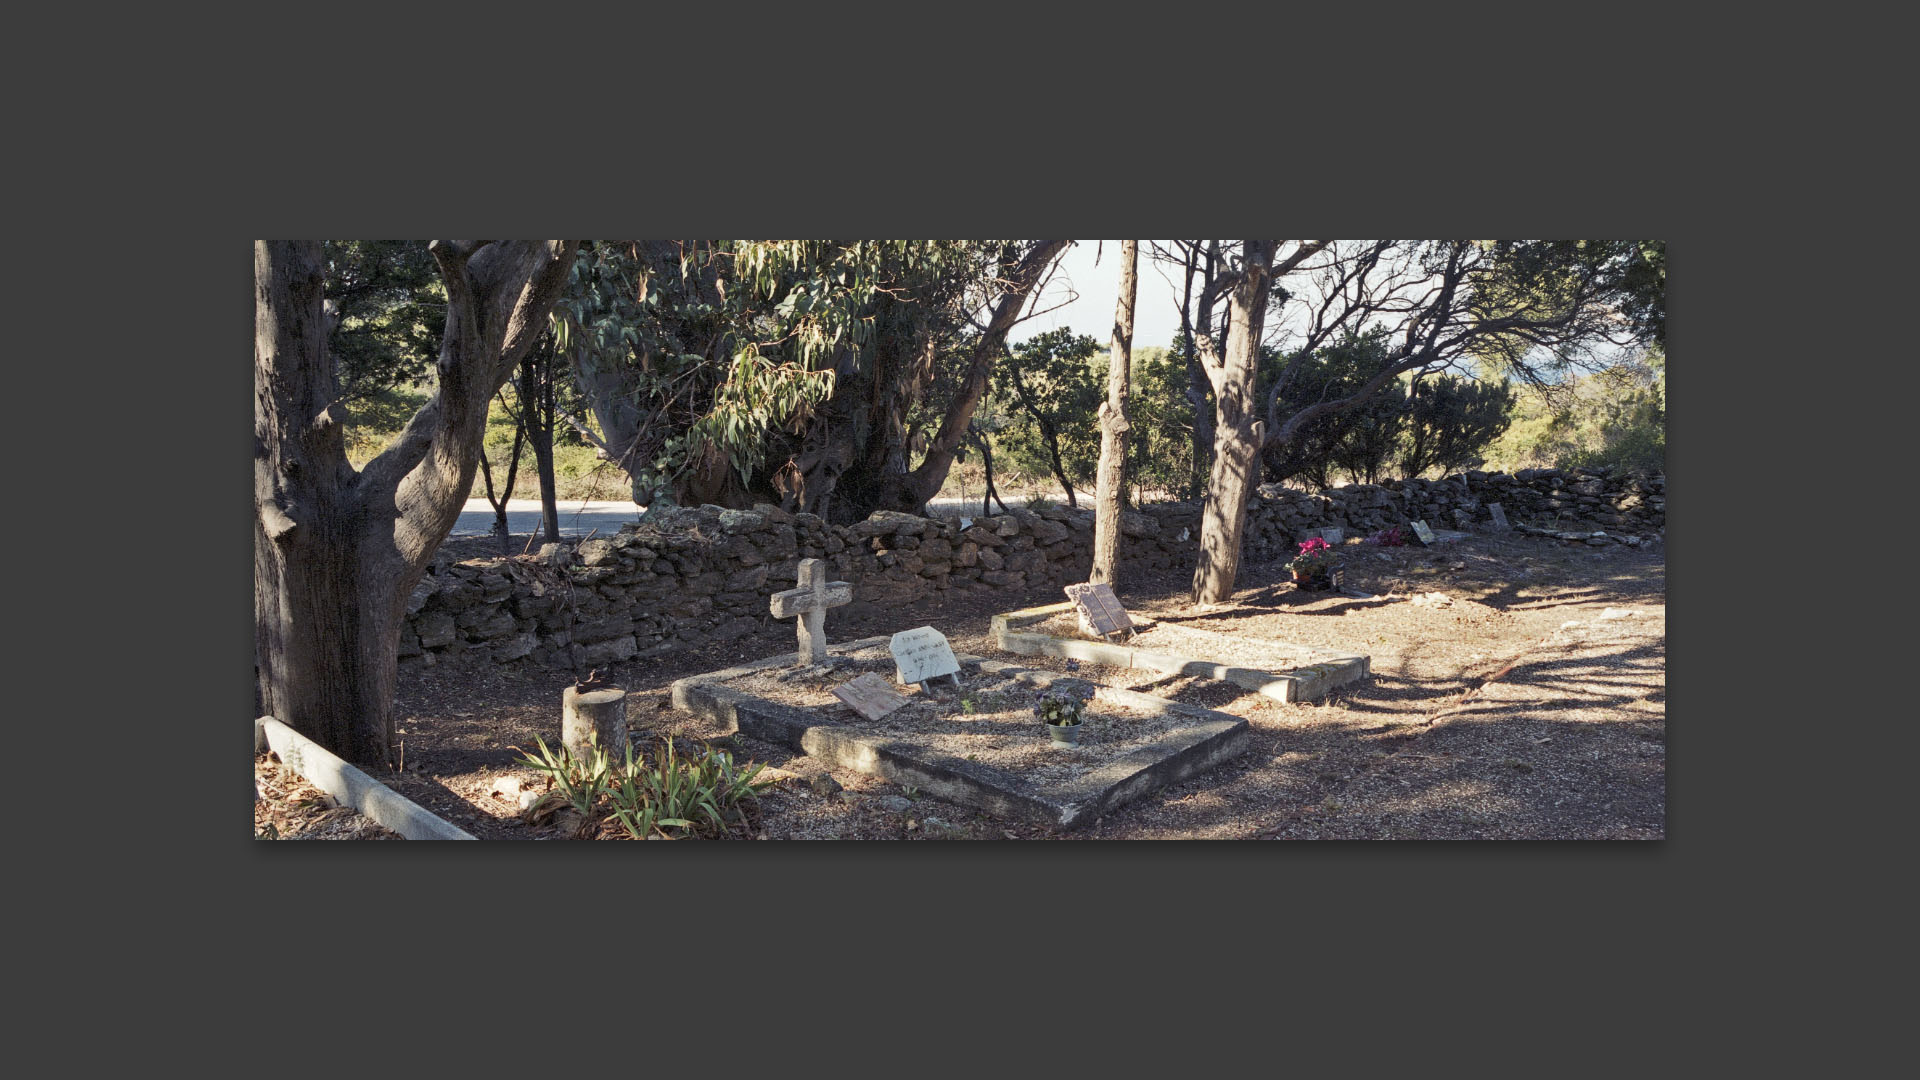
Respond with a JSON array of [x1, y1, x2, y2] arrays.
[[1287, 536, 1340, 590], [1035, 689, 1087, 748]]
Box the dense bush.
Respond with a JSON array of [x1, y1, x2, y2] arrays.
[[1484, 356, 1665, 474]]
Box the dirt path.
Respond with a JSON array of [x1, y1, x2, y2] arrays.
[[263, 529, 1664, 840]]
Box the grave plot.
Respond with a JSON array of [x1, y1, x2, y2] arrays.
[[669, 636, 1249, 829], [992, 601, 1369, 703]]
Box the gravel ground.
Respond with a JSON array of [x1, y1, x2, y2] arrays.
[[272, 527, 1663, 840]]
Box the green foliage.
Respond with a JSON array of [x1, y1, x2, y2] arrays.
[[1484, 358, 1665, 474], [341, 385, 432, 463], [513, 733, 774, 840], [1256, 329, 1519, 486], [1262, 329, 1410, 488], [605, 737, 773, 840], [321, 241, 445, 401], [555, 240, 1022, 505], [1034, 690, 1086, 727], [513, 734, 612, 831], [1401, 374, 1516, 478], [992, 329, 1104, 501], [1126, 345, 1197, 498]]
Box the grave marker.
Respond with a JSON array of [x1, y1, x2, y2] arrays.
[[890, 626, 961, 689], [1489, 503, 1510, 531], [1409, 519, 1437, 545], [770, 558, 852, 664], [832, 672, 911, 721], [1315, 526, 1345, 545], [1064, 581, 1135, 638]]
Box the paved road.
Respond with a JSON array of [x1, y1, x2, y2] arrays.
[[452, 499, 640, 538], [452, 494, 1051, 538]]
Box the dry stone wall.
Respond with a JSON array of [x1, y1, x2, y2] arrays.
[[398, 466, 1662, 670]]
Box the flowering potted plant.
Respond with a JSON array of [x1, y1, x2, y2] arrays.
[[1287, 536, 1340, 589], [1034, 689, 1087, 748]]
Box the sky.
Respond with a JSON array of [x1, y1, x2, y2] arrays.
[[1008, 241, 1189, 352]]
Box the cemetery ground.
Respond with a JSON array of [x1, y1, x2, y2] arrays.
[[256, 528, 1664, 840]]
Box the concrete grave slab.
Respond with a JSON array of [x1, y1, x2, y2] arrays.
[[670, 637, 1250, 829], [991, 602, 1369, 703]]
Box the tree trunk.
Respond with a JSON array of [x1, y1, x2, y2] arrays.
[[562, 686, 629, 766], [1191, 242, 1274, 607], [256, 240, 577, 768], [1185, 242, 1217, 502], [479, 408, 526, 556], [1092, 240, 1137, 587], [522, 350, 561, 544]]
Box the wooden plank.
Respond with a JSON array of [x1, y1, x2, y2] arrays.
[[831, 672, 910, 721]]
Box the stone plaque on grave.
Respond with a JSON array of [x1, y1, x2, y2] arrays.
[[1064, 581, 1134, 637], [1409, 519, 1437, 545], [1316, 526, 1345, 545], [1489, 502, 1510, 531], [890, 626, 961, 687], [832, 672, 910, 721]]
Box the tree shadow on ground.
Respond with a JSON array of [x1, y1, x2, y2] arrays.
[[1075, 633, 1664, 840]]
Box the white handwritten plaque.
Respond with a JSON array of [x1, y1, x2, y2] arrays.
[[1409, 519, 1437, 545], [890, 626, 961, 687]]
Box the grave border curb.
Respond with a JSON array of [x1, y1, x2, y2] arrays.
[[989, 602, 1370, 703], [254, 716, 478, 840]]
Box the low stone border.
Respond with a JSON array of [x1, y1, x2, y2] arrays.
[[669, 637, 1250, 829], [990, 602, 1370, 703], [254, 716, 477, 841]]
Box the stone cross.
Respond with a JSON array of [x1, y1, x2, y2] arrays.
[[770, 558, 852, 664]]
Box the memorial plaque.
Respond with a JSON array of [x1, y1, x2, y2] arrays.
[[1316, 526, 1345, 545], [1409, 519, 1437, 545], [890, 626, 961, 687], [1488, 503, 1510, 531], [832, 672, 910, 721], [1064, 581, 1135, 637]]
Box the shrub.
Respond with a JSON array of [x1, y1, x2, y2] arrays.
[[513, 734, 774, 840]]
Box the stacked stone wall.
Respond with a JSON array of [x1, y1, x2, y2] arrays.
[[399, 466, 1662, 670]]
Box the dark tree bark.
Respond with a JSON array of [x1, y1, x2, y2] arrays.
[[518, 346, 562, 544], [477, 413, 525, 556], [256, 239, 577, 766], [1184, 241, 1223, 501], [1091, 240, 1137, 587]]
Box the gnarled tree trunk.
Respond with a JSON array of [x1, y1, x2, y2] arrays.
[[1190, 241, 1272, 607], [256, 240, 577, 767]]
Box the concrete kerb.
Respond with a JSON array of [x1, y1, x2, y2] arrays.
[[990, 602, 1369, 703], [669, 636, 1250, 829], [254, 716, 477, 840]]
